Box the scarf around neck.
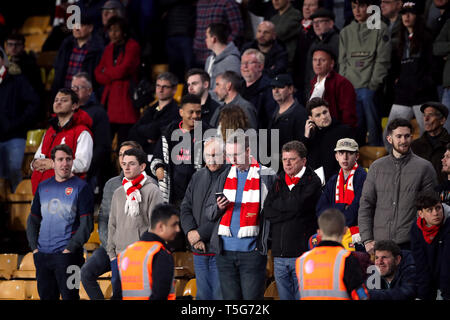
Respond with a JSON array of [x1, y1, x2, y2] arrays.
[[218, 157, 261, 238], [122, 171, 148, 217], [335, 163, 358, 204], [416, 217, 441, 244]]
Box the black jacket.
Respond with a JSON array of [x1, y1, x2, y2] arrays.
[[201, 94, 220, 126], [300, 120, 355, 182], [52, 34, 104, 98], [0, 73, 40, 141], [368, 250, 417, 300], [263, 167, 322, 257], [392, 30, 437, 106], [159, 0, 196, 38], [411, 129, 450, 184], [128, 99, 180, 154], [268, 99, 307, 157], [241, 74, 278, 129], [139, 231, 175, 300], [410, 208, 450, 300], [80, 94, 111, 183], [180, 164, 230, 254], [241, 39, 288, 78]]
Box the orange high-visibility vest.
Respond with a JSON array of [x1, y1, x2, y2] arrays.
[[118, 241, 176, 300], [296, 246, 351, 300]]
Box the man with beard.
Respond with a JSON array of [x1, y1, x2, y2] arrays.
[[359, 118, 438, 252], [437, 143, 450, 205], [240, 21, 288, 78], [186, 68, 220, 125], [368, 240, 417, 300]]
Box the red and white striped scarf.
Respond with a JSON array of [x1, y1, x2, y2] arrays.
[[335, 163, 358, 204], [122, 171, 147, 217], [218, 158, 260, 238]]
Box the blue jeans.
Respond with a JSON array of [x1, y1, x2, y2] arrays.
[[216, 250, 267, 300], [273, 257, 300, 300], [193, 254, 222, 300], [0, 138, 25, 193], [166, 36, 194, 84], [355, 88, 383, 146], [80, 246, 111, 300], [33, 250, 84, 300], [110, 258, 122, 300]]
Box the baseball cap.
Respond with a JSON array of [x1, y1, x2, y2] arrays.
[[334, 138, 359, 152], [310, 8, 335, 21], [270, 74, 293, 87], [420, 101, 449, 119], [102, 0, 123, 10]]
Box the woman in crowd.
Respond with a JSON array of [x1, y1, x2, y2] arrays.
[[95, 16, 141, 146]]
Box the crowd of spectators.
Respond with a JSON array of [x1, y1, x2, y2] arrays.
[[1, 0, 450, 301]]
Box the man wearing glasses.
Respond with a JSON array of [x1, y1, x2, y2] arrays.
[[71, 72, 111, 194], [128, 72, 181, 155]]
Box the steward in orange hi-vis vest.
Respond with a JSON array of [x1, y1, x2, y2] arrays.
[[295, 241, 370, 300], [118, 235, 176, 300]]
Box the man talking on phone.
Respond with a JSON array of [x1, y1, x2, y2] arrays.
[[180, 137, 230, 300], [301, 97, 354, 182]]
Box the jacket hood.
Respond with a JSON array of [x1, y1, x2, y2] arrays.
[[49, 108, 93, 131], [214, 41, 240, 63]]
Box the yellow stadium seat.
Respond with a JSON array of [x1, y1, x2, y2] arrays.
[[358, 146, 387, 169], [0, 254, 19, 280], [26, 129, 46, 153], [183, 278, 197, 299], [98, 280, 113, 299], [266, 249, 274, 280], [264, 281, 279, 300], [174, 279, 189, 298], [7, 179, 33, 231], [24, 33, 49, 53], [25, 280, 40, 300], [20, 16, 52, 35], [173, 251, 195, 278], [173, 84, 184, 104], [151, 64, 169, 81], [12, 252, 36, 279], [0, 280, 27, 300]]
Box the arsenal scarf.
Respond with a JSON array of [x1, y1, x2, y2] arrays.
[[416, 217, 441, 244], [122, 171, 147, 217], [285, 166, 306, 190], [218, 158, 260, 238], [335, 163, 358, 204], [0, 65, 7, 85]]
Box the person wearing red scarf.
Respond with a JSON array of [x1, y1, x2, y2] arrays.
[[263, 140, 322, 299], [410, 191, 450, 300]]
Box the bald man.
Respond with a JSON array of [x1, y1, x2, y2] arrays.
[[241, 21, 288, 78]]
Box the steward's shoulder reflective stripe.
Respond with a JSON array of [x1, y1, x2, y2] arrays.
[[121, 243, 163, 299]]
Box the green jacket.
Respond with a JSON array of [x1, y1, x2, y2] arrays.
[[339, 20, 391, 91], [433, 19, 450, 87]]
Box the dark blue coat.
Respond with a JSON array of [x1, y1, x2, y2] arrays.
[[410, 208, 450, 300], [368, 250, 417, 300], [316, 165, 367, 227], [0, 73, 40, 141]]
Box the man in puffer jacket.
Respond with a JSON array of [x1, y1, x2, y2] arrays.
[[31, 88, 93, 195]]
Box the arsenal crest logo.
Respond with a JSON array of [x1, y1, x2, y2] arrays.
[[65, 187, 73, 196]]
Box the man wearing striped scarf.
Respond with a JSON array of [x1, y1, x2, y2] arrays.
[[207, 131, 276, 300]]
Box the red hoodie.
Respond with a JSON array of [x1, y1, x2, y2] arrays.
[[31, 109, 93, 194]]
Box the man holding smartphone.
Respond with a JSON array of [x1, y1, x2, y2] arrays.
[[180, 137, 229, 300]]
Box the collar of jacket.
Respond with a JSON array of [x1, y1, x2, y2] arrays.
[[49, 113, 74, 132], [390, 148, 412, 164], [140, 231, 167, 247], [424, 128, 450, 144]]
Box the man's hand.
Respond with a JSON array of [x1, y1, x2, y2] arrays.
[[217, 196, 230, 210], [32, 158, 54, 172], [62, 249, 71, 254], [193, 241, 206, 253], [156, 167, 165, 181], [187, 230, 201, 246], [32, 249, 38, 254], [304, 119, 316, 138], [364, 240, 376, 255]]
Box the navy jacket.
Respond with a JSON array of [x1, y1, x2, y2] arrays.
[[368, 250, 417, 300], [410, 205, 450, 300], [52, 34, 104, 98], [0, 73, 40, 141], [316, 165, 367, 227]]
